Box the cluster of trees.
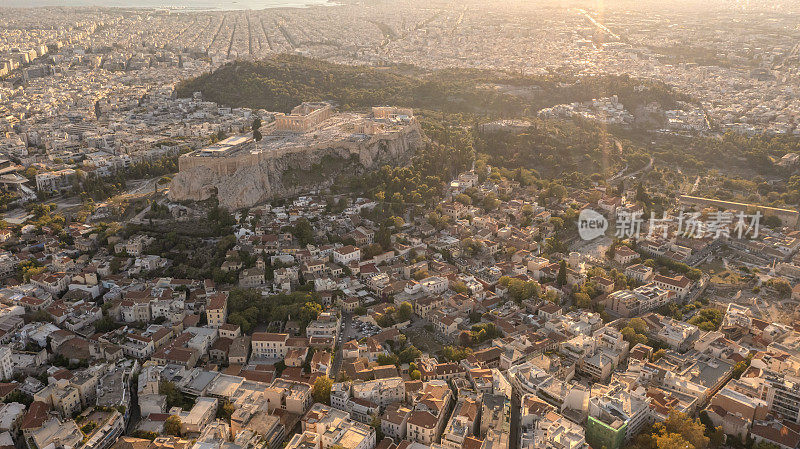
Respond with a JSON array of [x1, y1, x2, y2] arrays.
[[312, 375, 333, 404], [498, 276, 542, 304], [284, 218, 315, 246], [520, 72, 693, 113], [473, 118, 623, 178], [377, 345, 423, 367], [357, 139, 473, 219], [174, 56, 526, 115], [226, 288, 322, 334], [159, 381, 194, 410], [0, 190, 16, 212], [94, 316, 122, 333], [177, 57, 689, 208], [658, 298, 710, 322], [440, 345, 473, 362], [164, 416, 182, 436], [206, 203, 237, 236], [458, 322, 503, 347], [24, 202, 65, 234], [766, 278, 792, 297], [3, 390, 33, 406], [74, 155, 179, 201], [177, 56, 688, 121], [145, 201, 171, 220], [642, 130, 800, 204], [629, 410, 718, 449], [375, 302, 413, 328], [17, 259, 46, 282], [621, 317, 650, 346], [687, 308, 723, 331], [138, 229, 236, 282], [652, 256, 703, 281]]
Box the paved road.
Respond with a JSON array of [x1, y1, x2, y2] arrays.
[[125, 381, 141, 435], [330, 314, 352, 380], [624, 155, 654, 181], [118, 176, 168, 200], [510, 391, 521, 449]]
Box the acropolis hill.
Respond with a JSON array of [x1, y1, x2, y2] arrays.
[[168, 104, 423, 209]]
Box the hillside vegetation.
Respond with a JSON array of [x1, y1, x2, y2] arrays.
[[175, 54, 689, 117]]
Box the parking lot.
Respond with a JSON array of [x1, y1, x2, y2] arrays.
[[353, 320, 381, 338]]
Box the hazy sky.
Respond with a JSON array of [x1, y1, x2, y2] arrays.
[[1, 0, 333, 10]]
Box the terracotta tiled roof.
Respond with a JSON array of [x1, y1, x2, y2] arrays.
[[20, 401, 50, 430]]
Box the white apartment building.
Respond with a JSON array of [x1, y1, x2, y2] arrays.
[[333, 245, 361, 265], [0, 346, 12, 380]]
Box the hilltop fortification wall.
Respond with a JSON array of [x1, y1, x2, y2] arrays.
[[169, 122, 423, 209]]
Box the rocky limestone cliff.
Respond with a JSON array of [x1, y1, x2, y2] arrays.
[[169, 124, 424, 210]]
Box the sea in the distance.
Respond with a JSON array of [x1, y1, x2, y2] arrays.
[[2, 0, 335, 10]]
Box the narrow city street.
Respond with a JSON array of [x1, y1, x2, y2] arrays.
[[330, 313, 352, 380], [509, 391, 521, 449]]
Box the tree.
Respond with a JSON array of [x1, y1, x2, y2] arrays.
[[606, 244, 616, 260], [762, 215, 783, 230], [94, 316, 120, 333], [556, 260, 567, 287], [409, 369, 421, 380], [370, 414, 384, 441], [506, 278, 541, 303], [253, 128, 263, 142], [709, 426, 725, 448], [362, 243, 384, 259], [654, 432, 693, 449], [441, 346, 472, 362], [377, 353, 399, 366], [313, 375, 333, 405], [771, 278, 792, 297], [657, 410, 710, 449], [3, 390, 32, 406], [412, 269, 429, 281], [376, 226, 392, 250], [636, 181, 649, 204], [299, 301, 323, 324], [451, 281, 468, 295], [290, 218, 315, 246], [164, 416, 182, 436], [275, 360, 287, 377], [398, 345, 422, 364], [573, 292, 591, 309], [159, 381, 189, 410], [550, 217, 565, 232], [732, 359, 750, 379], [397, 302, 413, 322], [548, 183, 567, 200], [455, 193, 472, 205], [622, 326, 648, 346], [629, 317, 648, 334], [30, 309, 53, 323], [217, 400, 235, 422], [544, 237, 566, 255], [688, 308, 722, 331]]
